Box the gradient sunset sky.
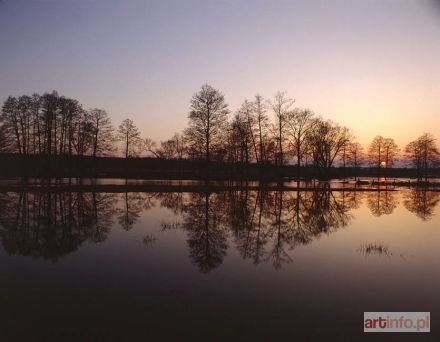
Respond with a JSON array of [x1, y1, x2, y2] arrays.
[[1, 0, 439, 148]]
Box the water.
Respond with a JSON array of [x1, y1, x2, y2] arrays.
[[1, 188, 439, 341]]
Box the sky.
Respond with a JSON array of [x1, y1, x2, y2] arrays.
[[0, 0, 439, 148]]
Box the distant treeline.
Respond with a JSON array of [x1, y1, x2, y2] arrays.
[[1, 85, 439, 179]]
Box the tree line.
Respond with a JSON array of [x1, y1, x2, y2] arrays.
[[1, 85, 439, 178]]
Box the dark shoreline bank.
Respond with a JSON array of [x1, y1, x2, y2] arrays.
[[0, 184, 401, 193], [1, 179, 439, 193], [1, 153, 439, 181]]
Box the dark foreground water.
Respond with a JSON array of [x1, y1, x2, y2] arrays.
[[1, 188, 439, 341]]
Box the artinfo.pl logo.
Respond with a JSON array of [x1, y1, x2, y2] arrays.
[[364, 312, 430, 332]]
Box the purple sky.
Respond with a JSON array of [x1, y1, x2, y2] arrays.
[[1, 0, 439, 147]]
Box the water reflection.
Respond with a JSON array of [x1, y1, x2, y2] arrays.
[[0, 189, 438, 270], [183, 192, 228, 273], [226, 190, 359, 269], [403, 189, 440, 221], [117, 192, 155, 231], [0, 192, 114, 261], [366, 190, 398, 216]]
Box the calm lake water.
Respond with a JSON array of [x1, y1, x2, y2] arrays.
[[1, 187, 439, 341]]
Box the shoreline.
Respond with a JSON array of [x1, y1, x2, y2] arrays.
[[0, 181, 439, 193]]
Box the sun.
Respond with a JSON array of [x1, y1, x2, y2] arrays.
[[380, 161, 386, 167]]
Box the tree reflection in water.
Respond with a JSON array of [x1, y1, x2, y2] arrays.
[[366, 190, 398, 216], [0, 191, 115, 261], [228, 189, 360, 269], [182, 192, 229, 273], [161, 188, 361, 271], [403, 189, 440, 221], [0, 188, 438, 271]]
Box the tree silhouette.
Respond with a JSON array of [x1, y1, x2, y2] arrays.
[[307, 119, 352, 173], [286, 108, 315, 176], [0, 87, 438, 181], [382, 138, 399, 169], [0, 92, 94, 156], [0, 123, 11, 152], [368, 136, 399, 171], [368, 135, 385, 169], [253, 94, 270, 164], [270, 91, 294, 165], [185, 84, 229, 162], [240, 100, 259, 163], [405, 133, 440, 181], [73, 111, 94, 156], [228, 112, 253, 163], [153, 133, 187, 160], [118, 118, 141, 158], [89, 108, 116, 157], [347, 142, 364, 179]]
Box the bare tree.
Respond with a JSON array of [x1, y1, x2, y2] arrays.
[[1, 96, 22, 154], [0, 124, 11, 152], [253, 94, 269, 164], [368, 135, 385, 169], [382, 138, 399, 169], [30, 93, 42, 154], [89, 108, 115, 157], [172, 133, 186, 159], [229, 112, 252, 163], [153, 133, 187, 160], [158, 139, 176, 159], [269, 91, 294, 165], [287, 108, 315, 176], [41, 91, 59, 156], [1, 92, 85, 157], [73, 111, 94, 156], [347, 142, 364, 180], [185, 84, 229, 162], [239, 100, 258, 162], [17, 95, 32, 155], [118, 119, 141, 158], [405, 133, 440, 180], [339, 132, 356, 177], [307, 118, 351, 173], [368, 135, 399, 179], [143, 137, 160, 158]]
